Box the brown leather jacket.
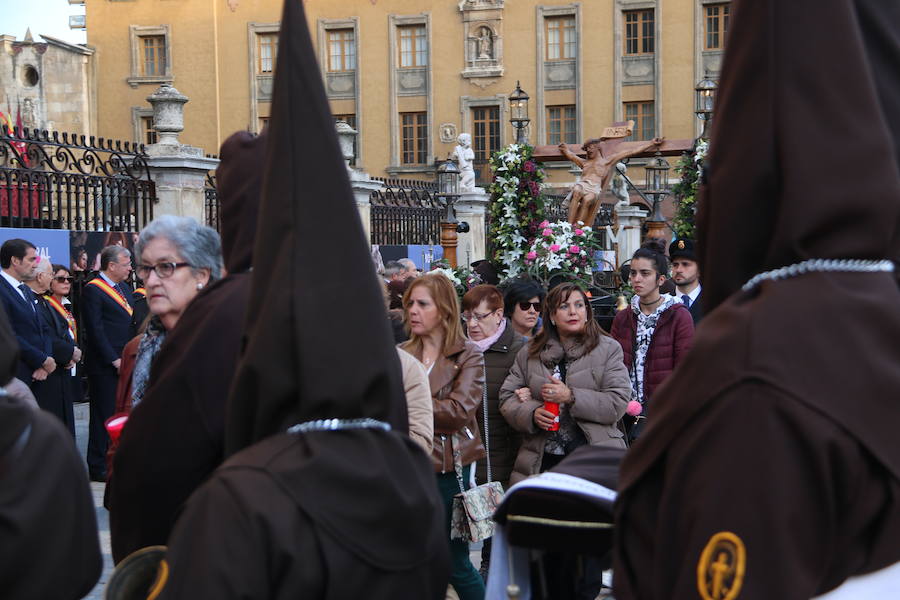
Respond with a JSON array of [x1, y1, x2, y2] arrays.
[[404, 338, 487, 473]]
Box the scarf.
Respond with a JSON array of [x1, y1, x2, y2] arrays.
[[629, 294, 678, 406], [471, 317, 507, 352], [131, 315, 168, 408]]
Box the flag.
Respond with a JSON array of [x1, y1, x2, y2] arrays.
[[13, 101, 28, 166]]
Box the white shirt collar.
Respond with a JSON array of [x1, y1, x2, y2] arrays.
[[675, 284, 701, 304], [99, 271, 117, 287], [1, 270, 26, 296]]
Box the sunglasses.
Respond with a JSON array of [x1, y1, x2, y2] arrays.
[[54, 276, 75, 283], [518, 301, 542, 312]]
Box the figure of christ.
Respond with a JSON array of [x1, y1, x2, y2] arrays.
[[559, 136, 664, 226]]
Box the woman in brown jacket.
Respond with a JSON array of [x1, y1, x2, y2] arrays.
[[500, 282, 631, 485], [400, 273, 487, 600]]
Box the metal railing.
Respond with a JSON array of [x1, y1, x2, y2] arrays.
[[370, 177, 442, 245], [0, 127, 154, 231]]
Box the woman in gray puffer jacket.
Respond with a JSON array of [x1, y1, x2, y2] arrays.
[[500, 283, 630, 485]]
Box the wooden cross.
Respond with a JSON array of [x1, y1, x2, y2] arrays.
[[530, 121, 693, 162]]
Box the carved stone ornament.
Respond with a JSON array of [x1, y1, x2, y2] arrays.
[[439, 123, 458, 143], [470, 78, 498, 90], [400, 72, 426, 90], [226, 0, 238, 12]]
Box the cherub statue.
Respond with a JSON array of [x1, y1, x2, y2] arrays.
[[609, 162, 630, 206], [451, 133, 476, 192], [559, 136, 663, 226]]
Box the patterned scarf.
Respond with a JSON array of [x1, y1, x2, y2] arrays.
[[131, 315, 168, 408], [629, 294, 678, 405], [470, 317, 506, 353]]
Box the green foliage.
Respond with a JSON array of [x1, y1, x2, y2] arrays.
[[670, 138, 708, 240]]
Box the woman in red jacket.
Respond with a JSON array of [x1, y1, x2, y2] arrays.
[[611, 240, 694, 443]]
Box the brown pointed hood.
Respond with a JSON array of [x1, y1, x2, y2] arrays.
[[225, 0, 407, 455], [696, 0, 900, 312], [618, 0, 900, 495], [216, 130, 265, 274]]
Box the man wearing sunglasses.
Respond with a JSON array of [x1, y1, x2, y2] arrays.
[[82, 245, 135, 482]]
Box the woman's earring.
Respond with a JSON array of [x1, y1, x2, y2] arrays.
[[197, 282, 204, 290]]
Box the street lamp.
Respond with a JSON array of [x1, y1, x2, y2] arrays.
[[643, 151, 671, 243], [436, 158, 461, 267], [509, 81, 530, 145], [694, 76, 718, 138]]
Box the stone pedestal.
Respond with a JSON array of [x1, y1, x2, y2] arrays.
[[144, 83, 218, 222], [146, 148, 219, 222], [454, 187, 489, 266], [347, 167, 382, 242], [611, 204, 648, 266]]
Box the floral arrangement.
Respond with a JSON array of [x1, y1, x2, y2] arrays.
[[670, 138, 708, 239], [429, 259, 483, 299], [487, 144, 548, 280], [522, 220, 601, 288]]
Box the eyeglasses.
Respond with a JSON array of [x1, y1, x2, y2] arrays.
[[461, 310, 496, 324], [518, 301, 542, 312], [54, 276, 74, 283], [136, 262, 191, 279]]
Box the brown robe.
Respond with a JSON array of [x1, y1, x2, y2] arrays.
[[613, 0, 900, 597]]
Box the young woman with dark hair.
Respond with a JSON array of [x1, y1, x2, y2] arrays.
[[610, 240, 694, 442]]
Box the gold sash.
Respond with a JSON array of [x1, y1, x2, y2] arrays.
[[87, 278, 134, 316], [45, 295, 77, 341]]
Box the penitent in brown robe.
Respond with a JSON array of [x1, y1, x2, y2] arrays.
[[613, 0, 900, 598]]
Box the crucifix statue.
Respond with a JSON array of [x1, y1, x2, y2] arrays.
[[558, 121, 663, 226]]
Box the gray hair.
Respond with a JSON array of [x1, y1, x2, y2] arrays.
[[100, 245, 131, 271], [383, 260, 404, 278], [22, 257, 52, 282], [398, 258, 417, 273], [135, 215, 223, 282]]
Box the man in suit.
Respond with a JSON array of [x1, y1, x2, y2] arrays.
[[669, 238, 703, 325], [82, 245, 134, 481], [0, 239, 55, 387]]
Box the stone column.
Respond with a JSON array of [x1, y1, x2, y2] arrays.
[[455, 187, 490, 265], [144, 84, 218, 222], [337, 120, 381, 241], [612, 204, 648, 266]]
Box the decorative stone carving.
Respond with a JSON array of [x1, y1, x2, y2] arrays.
[[470, 78, 498, 90], [460, 2, 504, 79], [398, 68, 427, 96], [335, 120, 357, 168], [450, 133, 476, 193], [22, 98, 37, 129], [545, 59, 576, 90], [257, 76, 274, 101], [326, 72, 355, 99], [439, 123, 458, 143], [226, 0, 238, 11], [702, 52, 723, 77], [622, 55, 655, 85], [146, 83, 188, 146]]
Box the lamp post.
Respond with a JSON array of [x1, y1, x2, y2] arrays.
[[509, 81, 530, 145], [436, 158, 461, 268], [643, 151, 671, 244], [694, 76, 718, 139]]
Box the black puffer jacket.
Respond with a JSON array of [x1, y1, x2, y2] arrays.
[[474, 320, 526, 489]]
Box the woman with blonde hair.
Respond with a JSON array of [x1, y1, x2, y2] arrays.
[[400, 273, 487, 600]]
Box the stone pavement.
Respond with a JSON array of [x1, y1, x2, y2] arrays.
[[74, 402, 112, 600]]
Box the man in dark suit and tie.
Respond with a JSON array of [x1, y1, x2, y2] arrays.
[[669, 238, 704, 325], [0, 239, 55, 387], [82, 245, 134, 481]]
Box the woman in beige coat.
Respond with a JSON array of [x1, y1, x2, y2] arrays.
[[500, 282, 630, 485]]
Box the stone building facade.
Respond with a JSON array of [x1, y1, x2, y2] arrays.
[[84, 0, 729, 182], [0, 31, 96, 136]]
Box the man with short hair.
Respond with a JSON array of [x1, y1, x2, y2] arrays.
[[82, 245, 134, 481], [383, 260, 405, 284], [398, 258, 419, 279], [669, 238, 703, 325], [0, 239, 54, 387]]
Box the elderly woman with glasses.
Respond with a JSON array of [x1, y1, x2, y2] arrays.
[[461, 284, 527, 580], [503, 279, 547, 339], [104, 215, 221, 487]]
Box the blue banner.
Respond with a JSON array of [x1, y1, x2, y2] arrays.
[[0, 227, 71, 268]]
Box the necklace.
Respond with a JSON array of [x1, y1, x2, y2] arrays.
[[742, 259, 894, 292], [639, 296, 662, 307]]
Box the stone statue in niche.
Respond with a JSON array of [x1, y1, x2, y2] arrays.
[[451, 133, 476, 192], [478, 27, 493, 59], [22, 98, 37, 129]]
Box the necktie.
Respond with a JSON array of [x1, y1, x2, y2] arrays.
[[682, 294, 692, 309], [114, 283, 128, 303], [18, 284, 35, 311]]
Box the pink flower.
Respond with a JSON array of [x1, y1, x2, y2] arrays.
[[542, 228, 553, 237], [569, 245, 581, 254], [626, 401, 643, 416], [523, 161, 536, 173], [549, 244, 560, 252], [540, 220, 550, 228], [574, 229, 584, 236], [526, 251, 537, 260]]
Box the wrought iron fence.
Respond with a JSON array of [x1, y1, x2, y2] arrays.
[[543, 193, 615, 229], [0, 127, 155, 230], [370, 177, 442, 245], [205, 171, 219, 232]]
